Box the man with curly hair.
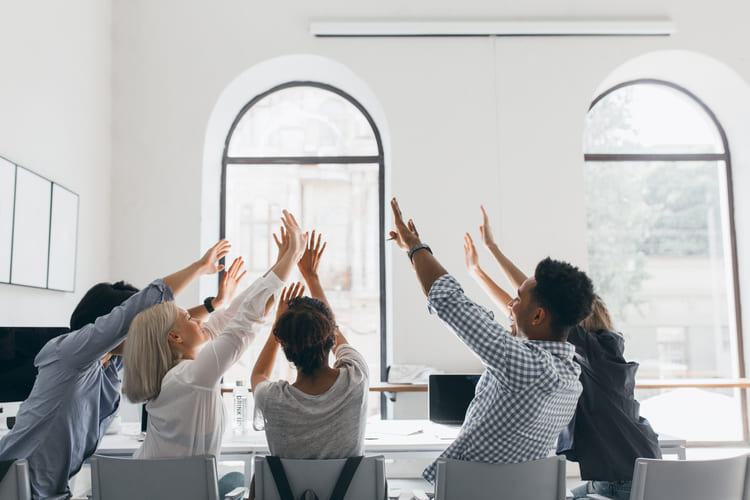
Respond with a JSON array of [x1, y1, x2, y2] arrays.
[[389, 198, 595, 484]]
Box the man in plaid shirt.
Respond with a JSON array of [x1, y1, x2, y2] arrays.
[[388, 198, 594, 484]]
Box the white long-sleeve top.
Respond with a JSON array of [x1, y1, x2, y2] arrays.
[[133, 271, 283, 459]]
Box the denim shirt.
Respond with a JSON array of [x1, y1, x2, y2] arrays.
[[0, 279, 173, 499]]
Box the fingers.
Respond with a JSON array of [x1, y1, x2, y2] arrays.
[[281, 282, 306, 302], [237, 270, 247, 282], [408, 219, 419, 237], [273, 232, 281, 248]]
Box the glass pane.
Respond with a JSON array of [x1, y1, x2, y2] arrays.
[[224, 163, 382, 417], [227, 86, 379, 157], [585, 84, 724, 155], [585, 160, 736, 380], [636, 387, 744, 441]]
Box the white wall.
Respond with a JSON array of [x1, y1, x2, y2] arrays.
[[109, 1, 750, 388], [0, 1, 113, 325]]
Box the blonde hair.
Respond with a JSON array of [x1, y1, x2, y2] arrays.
[[122, 301, 181, 403], [581, 294, 615, 332]]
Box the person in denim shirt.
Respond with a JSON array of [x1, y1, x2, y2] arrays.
[[0, 240, 232, 499]]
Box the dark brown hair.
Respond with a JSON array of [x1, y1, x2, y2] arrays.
[[273, 297, 335, 376]]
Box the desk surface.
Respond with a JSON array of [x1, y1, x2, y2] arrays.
[[96, 419, 686, 458], [97, 420, 461, 457]]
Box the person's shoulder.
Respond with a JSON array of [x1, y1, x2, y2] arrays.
[[254, 379, 288, 399], [334, 345, 369, 377]]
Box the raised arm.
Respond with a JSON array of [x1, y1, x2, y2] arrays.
[[464, 232, 513, 315], [59, 240, 229, 368], [188, 257, 246, 322], [479, 206, 527, 290], [297, 230, 349, 350], [389, 198, 449, 296], [251, 283, 305, 390], [186, 212, 307, 388]]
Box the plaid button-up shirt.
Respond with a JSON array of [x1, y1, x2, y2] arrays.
[[423, 275, 582, 483]]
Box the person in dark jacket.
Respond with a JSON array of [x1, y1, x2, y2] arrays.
[[559, 296, 660, 500], [462, 206, 660, 500]]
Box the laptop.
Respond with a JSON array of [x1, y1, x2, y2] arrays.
[[428, 374, 481, 429]]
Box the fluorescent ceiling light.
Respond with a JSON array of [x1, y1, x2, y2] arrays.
[[310, 20, 675, 37]]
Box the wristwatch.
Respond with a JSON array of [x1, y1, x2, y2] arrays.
[[203, 296, 216, 313], [408, 243, 432, 264]]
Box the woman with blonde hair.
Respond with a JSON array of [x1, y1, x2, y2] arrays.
[[122, 210, 307, 461]]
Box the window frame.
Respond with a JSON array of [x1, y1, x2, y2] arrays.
[[220, 81, 388, 409], [585, 78, 747, 444]]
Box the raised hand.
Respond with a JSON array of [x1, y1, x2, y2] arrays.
[[298, 230, 326, 279], [463, 233, 481, 275], [275, 282, 306, 321], [280, 210, 308, 262], [479, 205, 496, 248], [198, 239, 232, 275], [214, 257, 247, 309], [389, 198, 421, 253], [272, 226, 290, 262]]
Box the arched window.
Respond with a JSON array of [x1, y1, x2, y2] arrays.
[[584, 80, 744, 442], [221, 82, 385, 415]]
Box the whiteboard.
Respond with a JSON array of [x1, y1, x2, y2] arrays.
[[47, 184, 79, 291], [0, 158, 14, 283], [11, 167, 51, 288]]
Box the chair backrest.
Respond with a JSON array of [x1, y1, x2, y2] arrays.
[[90, 454, 220, 500], [254, 455, 386, 500], [434, 455, 566, 500], [629, 454, 750, 500], [0, 459, 31, 500]]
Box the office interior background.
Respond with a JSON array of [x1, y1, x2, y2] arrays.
[[3, 0, 750, 450]]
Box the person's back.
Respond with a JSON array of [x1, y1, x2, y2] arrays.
[[560, 325, 661, 481], [561, 296, 660, 500], [252, 232, 369, 460], [254, 343, 368, 458]]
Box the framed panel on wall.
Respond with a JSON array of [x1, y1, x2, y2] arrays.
[[11, 166, 52, 288], [48, 184, 79, 292], [0, 155, 79, 292], [0, 158, 14, 283]]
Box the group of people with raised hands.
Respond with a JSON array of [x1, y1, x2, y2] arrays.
[[1, 196, 656, 500]]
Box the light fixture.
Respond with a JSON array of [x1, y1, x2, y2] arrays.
[[310, 20, 675, 37]]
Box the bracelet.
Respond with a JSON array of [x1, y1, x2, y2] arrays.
[[203, 296, 216, 313], [408, 243, 432, 264]]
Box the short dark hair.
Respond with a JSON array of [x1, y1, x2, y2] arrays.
[[533, 257, 594, 339], [69, 281, 140, 331], [273, 297, 335, 376]]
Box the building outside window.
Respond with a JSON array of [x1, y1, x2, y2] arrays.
[[583, 80, 745, 442], [220, 82, 385, 417]]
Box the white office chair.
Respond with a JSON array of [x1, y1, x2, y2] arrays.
[[0, 459, 31, 500], [254, 455, 386, 500], [90, 454, 246, 500], [606, 454, 750, 500], [434, 455, 567, 500]]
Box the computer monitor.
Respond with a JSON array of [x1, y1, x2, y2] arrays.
[[428, 374, 481, 425], [0, 326, 69, 403]]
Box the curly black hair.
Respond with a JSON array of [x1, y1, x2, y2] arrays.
[[273, 296, 335, 376], [532, 257, 594, 339]]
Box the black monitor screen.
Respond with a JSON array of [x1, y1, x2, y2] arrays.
[[428, 374, 481, 425], [0, 327, 69, 403]]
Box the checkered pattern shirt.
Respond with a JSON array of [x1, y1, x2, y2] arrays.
[[422, 275, 582, 483]]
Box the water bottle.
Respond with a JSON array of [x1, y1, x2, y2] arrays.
[[233, 380, 249, 434]]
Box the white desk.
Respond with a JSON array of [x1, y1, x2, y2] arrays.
[[96, 420, 686, 482]]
